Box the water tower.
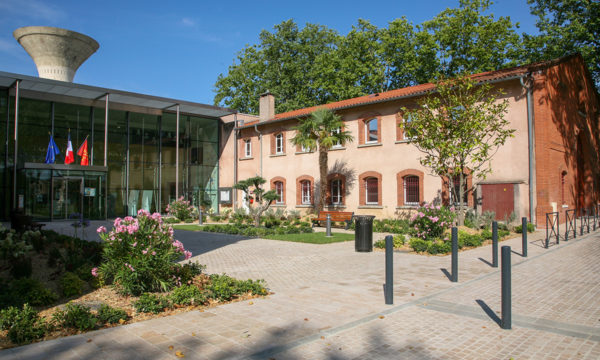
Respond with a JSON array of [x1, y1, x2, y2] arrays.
[[13, 26, 99, 82]]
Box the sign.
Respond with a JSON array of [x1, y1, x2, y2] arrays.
[[219, 187, 232, 204], [84, 187, 96, 197]]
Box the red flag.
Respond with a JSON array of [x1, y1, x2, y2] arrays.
[[64, 133, 74, 164], [77, 137, 89, 166]]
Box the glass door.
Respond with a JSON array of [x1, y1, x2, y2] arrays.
[[52, 177, 83, 220]]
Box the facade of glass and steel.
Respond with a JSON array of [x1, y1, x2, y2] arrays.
[[0, 76, 229, 221]]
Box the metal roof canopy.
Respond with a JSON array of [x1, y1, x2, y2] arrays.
[[0, 70, 235, 119]]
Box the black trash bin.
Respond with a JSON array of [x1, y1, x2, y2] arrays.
[[354, 215, 375, 252]]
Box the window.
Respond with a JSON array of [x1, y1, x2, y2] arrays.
[[275, 133, 284, 154], [366, 119, 378, 143], [403, 176, 419, 206], [301, 144, 309, 153], [331, 179, 342, 205], [301, 180, 312, 204], [403, 114, 414, 140], [244, 139, 251, 157], [451, 175, 468, 205], [275, 181, 284, 204], [365, 177, 378, 204], [332, 127, 342, 148]]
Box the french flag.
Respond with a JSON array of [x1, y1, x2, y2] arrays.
[[64, 133, 74, 164]]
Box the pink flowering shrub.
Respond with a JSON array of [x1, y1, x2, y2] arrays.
[[166, 197, 196, 221], [409, 203, 455, 240], [96, 209, 193, 295]]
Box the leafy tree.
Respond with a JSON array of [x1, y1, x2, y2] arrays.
[[400, 75, 515, 225], [233, 176, 279, 227], [421, 0, 523, 78], [524, 0, 600, 85], [290, 108, 354, 213]]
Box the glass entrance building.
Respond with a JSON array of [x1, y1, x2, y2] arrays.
[[0, 71, 235, 220]]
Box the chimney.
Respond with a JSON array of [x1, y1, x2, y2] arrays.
[[259, 91, 275, 122]]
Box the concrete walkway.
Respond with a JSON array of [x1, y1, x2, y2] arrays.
[[1, 226, 599, 359]]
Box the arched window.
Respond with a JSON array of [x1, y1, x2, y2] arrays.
[[275, 133, 284, 154], [366, 119, 378, 143], [244, 139, 251, 157], [403, 175, 420, 206], [301, 180, 312, 204], [275, 181, 284, 204], [365, 177, 378, 204], [331, 179, 342, 205]]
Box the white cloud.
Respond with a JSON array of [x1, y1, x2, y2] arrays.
[[181, 17, 196, 27], [0, 0, 66, 23]]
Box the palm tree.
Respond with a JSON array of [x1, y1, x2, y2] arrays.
[[291, 108, 354, 213]]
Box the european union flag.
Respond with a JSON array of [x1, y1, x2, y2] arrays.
[[45, 134, 60, 164]]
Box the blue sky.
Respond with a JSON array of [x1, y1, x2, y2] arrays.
[[0, 0, 538, 108]]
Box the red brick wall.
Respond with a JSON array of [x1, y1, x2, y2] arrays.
[[533, 55, 600, 225]]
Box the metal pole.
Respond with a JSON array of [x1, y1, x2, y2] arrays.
[[521, 217, 528, 257], [12, 80, 19, 209], [385, 235, 393, 304], [451, 227, 458, 282], [326, 214, 332, 237], [103, 94, 108, 167], [492, 221, 498, 267], [175, 104, 180, 200], [501, 246, 512, 330]]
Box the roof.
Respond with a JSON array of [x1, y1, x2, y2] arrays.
[[240, 54, 580, 128], [0, 71, 236, 119]]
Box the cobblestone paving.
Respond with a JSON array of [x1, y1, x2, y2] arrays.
[[1, 227, 599, 359]]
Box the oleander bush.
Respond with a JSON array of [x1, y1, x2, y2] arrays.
[[409, 203, 455, 240], [96, 210, 193, 296], [166, 197, 197, 221]]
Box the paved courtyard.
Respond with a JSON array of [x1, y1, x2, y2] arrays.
[[1, 224, 599, 359]]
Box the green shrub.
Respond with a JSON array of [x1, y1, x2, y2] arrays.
[[235, 279, 268, 296], [133, 293, 171, 314], [409, 238, 431, 253], [175, 261, 206, 285], [374, 235, 405, 249], [9, 278, 58, 307], [515, 223, 535, 233], [61, 272, 86, 297], [97, 211, 193, 295], [97, 304, 128, 324], [4, 304, 48, 345], [168, 285, 207, 306], [0, 231, 32, 260], [481, 229, 493, 240], [207, 274, 237, 301], [460, 233, 483, 247], [427, 240, 451, 255], [47, 247, 63, 268], [21, 230, 46, 253], [163, 217, 180, 224], [10, 256, 32, 279], [52, 303, 97, 331], [499, 229, 510, 238]]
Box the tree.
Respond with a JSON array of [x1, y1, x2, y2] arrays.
[[400, 75, 515, 225], [524, 0, 600, 86], [233, 176, 279, 227], [290, 108, 354, 213], [421, 0, 523, 78]]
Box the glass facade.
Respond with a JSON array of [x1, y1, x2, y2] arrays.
[[0, 89, 221, 220]]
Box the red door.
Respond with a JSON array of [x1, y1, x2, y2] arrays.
[[481, 184, 515, 220]]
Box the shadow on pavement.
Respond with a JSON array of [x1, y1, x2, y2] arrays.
[[174, 229, 254, 256], [477, 257, 494, 267], [440, 268, 452, 281], [476, 299, 501, 327]]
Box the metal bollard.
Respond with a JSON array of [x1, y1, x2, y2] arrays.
[[326, 214, 332, 237], [198, 207, 203, 225], [385, 235, 393, 305], [451, 227, 458, 282], [521, 217, 528, 257], [492, 221, 498, 268], [501, 246, 512, 330]]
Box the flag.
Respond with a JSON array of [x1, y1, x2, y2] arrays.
[[64, 133, 74, 164], [44, 134, 60, 164], [77, 136, 89, 166]]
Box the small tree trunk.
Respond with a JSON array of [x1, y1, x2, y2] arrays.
[[317, 148, 328, 213], [457, 174, 465, 226]]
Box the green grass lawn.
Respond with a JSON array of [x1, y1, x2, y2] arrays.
[[264, 232, 354, 244], [173, 224, 204, 231]]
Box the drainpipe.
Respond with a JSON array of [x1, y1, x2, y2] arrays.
[[233, 113, 238, 209], [254, 123, 263, 177], [520, 74, 536, 224]]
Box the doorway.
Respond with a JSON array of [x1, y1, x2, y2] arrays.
[[52, 177, 83, 220]]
